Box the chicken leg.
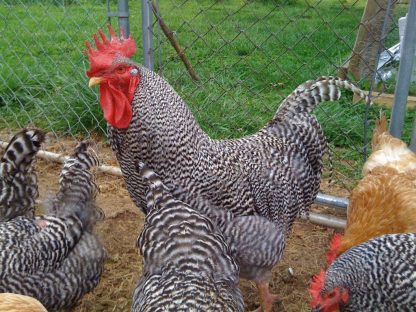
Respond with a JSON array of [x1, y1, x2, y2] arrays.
[[253, 282, 279, 312]]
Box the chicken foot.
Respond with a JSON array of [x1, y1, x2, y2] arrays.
[[252, 282, 279, 312]]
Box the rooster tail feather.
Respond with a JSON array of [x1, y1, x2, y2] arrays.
[[371, 111, 389, 150], [275, 76, 371, 118]]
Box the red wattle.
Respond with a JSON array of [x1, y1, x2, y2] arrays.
[[99, 77, 138, 129], [309, 270, 326, 307]]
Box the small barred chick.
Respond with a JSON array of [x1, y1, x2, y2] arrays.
[[0, 141, 106, 312], [310, 233, 416, 312], [217, 216, 284, 312], [172, 185, 285, 312], [0, 129, 45, 221], [132, 163, 244, 312], [0, 293, 47, 312]]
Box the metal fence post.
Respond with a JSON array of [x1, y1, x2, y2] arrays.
[[410, 117, 416, 152], [141, 0, 154, 70], [118, 0, 130, 37], [389, 0, 416, 138]]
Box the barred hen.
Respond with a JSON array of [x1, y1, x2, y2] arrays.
[[85, 25, 369, 310], [0, 129, 45, 221], [310, 233, 416, 312], [132, 163, 244, 312], [172, 183, 285, 312], [0, 141, 106, 311]]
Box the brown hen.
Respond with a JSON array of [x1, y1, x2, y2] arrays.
[[328, 113, 416, 261], [0, 293, 47, 312]]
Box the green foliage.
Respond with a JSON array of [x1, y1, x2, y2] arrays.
[[3, 0, 76, 5], [0, 0, 108, 134], [0, 0, 413, 183], [2, 0, 110, 5], [0, 72, 105, 135]]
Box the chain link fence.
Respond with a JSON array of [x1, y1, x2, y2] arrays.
[[0, 0, 414, 192]]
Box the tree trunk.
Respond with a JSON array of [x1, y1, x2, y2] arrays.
[[348, 0, 397, 81]]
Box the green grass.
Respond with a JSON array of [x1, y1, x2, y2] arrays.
[[0, 0, 111, 134], [0, 0, 413, 184]]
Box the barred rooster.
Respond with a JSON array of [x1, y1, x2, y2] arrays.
[[310, 233, 416, 311], [85, 25, 369, 309], [132, 163, 244, 312], [0, 141, 106, 311], [0, 129, 45, 221]]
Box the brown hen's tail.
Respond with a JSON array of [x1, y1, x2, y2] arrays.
[[363, 113, 416, 174], [371, 111, 389, 150]]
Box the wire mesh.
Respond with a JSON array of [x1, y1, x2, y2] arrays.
[[0, 0, 108, 139], [0, 0, 413, 192], [147, 0, 414, 191]]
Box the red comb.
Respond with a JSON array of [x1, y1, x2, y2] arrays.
[[309, 270, 326, 307], [85, 24, 137, 77], [326, 233, 343, 266], [310, 269, 349, 311]]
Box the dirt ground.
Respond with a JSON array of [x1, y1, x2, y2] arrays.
[[28, 136, 346, 312]]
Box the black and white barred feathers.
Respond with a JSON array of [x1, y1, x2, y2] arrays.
[[108, 67, 369, 233], [132, 163, 244, 312], [46, 140, 103, 231], [0, 140, 106, 312], [172, 183, 285, 286], [0, 129, 45, 221], [311, 233, 416, 312]]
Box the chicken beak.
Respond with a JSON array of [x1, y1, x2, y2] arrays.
[[88, 77, 103, 87]]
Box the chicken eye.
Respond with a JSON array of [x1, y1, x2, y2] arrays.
[[115, 66, 126, 74]]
